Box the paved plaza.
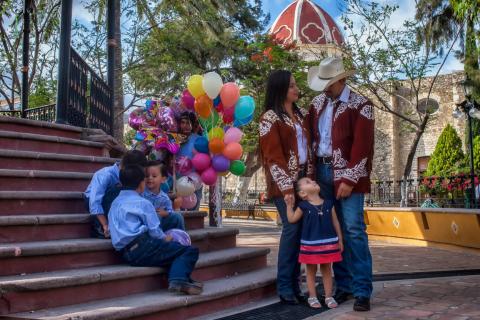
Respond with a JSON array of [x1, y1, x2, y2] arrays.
[[221, 218, 480, 319]]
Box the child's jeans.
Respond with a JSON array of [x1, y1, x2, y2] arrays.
[[161, 212, 185, 231], [85, 185, 122, 238], [121, 233, 199, 283]]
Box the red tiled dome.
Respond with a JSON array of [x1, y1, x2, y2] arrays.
[[269, 0, 344, 46]]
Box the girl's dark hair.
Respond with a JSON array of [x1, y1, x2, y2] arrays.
[[120, 165, 145, 190], [264, 70, 298, 118], [146, 160, 168, 178]]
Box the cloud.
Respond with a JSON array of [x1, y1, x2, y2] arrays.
[[72, 0, 93, 23]]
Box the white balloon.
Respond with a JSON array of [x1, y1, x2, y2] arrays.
[[176, 176, 195, 197], [202, 72, 223, 100]]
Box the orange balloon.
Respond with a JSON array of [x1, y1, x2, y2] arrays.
[[194, 95, 213, 119], [223, 142, 243, 160], [209, 137, 225, 154]]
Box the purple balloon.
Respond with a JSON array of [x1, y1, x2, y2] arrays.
[[181, 89, 195, 111], [156, 107, 177, 132], [165, 228, 191, 246], [211, 155, 230, 172]]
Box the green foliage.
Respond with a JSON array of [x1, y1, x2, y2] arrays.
[[128, 0, 268, 95], [425, 124, 465, 176], [473, 135, 480, 173], [123, 128, 136, 149], [28, 80, 56, 108]]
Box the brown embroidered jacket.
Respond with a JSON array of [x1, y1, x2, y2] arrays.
[[307, 89, 375, 194], [259, 108, 314, 198]]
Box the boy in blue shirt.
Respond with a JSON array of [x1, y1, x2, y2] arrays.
[[109, 165, 202, 295], [84, 150, 147, 238], [143, 160, 185, 231]]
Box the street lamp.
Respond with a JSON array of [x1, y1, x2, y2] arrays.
[[453, 79, 480, 208]]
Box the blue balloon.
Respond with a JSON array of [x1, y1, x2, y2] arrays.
[[213, 95, 221, 107], [194, 136, 209, 153], [234, 114, 253, 127], [234, 96, 255, 120]]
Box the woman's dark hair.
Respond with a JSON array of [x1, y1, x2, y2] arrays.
[[120, 165, 145, 190], [264, 70, 297, 117], [146, 160, 168, 178]]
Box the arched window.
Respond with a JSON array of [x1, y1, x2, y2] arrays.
[[417, 98, 439, 114]]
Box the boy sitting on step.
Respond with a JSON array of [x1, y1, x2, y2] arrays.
[[84, 150, 147, 239], [142, 160, 185, 231], [109, 165, 203, 295]]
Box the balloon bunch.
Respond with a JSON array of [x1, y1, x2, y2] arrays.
[[128, 99, 185, 159], [182, 72, 254, 186]]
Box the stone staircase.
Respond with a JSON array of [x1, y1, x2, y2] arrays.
[[0, 117, 276, 320]]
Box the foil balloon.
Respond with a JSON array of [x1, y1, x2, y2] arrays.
[[128, 113, 144, 130], [156, 107, 177, 132], [176, 156, 193, 175], [176, 176, 195, 197], [165, 228, 191, 246], [180, 194, 197, 210]]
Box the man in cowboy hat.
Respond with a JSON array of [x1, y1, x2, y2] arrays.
[[307, 57, 375, 312]]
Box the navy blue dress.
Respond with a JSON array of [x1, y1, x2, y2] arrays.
[[298, 200, 342, 264]]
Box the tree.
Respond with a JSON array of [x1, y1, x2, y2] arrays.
[[425, 124, 464, 177], [0, 0, 61, 110], [340, 0, 460, 206], [416, 0, 480, 150]]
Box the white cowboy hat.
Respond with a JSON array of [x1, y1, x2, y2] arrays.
[[307, 57, 355, 92]]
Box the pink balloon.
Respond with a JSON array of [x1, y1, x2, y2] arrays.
[[181, 194, 197, 210], [224, 127, 243, 144], [222, 105, 235, 123], [201, 167, 218, 186], [220, 82, 240, 108], [182, 89, 195, 111], [192, 153, 211, 172], [176, 156, 193, 175]]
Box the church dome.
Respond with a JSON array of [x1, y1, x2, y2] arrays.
[[269, 0, 344, 46]]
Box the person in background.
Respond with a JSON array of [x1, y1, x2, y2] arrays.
[[84, 150, 147, 238], [178, 112, 203, 210]]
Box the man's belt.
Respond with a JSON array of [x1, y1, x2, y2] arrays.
[[318, 156, 332, 164]]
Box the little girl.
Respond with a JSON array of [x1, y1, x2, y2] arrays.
[[286, 177, 343, 309]]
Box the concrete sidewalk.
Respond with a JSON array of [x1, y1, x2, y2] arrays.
[[218, 218, 480, 320]]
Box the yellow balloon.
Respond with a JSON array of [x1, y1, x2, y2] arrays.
[[187, 75, 205, 98], [208, 127, 224, 140]]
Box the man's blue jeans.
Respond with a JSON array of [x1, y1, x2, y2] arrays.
[[273, 197, 302, 297], [316, 163, 373, 298], [122, 233, 199, 283]]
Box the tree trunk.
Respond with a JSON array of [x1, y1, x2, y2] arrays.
[[112, 0, 124, 142], [232, 148, 262, 204], [400, 114, 430, 207]]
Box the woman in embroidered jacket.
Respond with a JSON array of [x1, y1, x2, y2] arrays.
[[259, 70, 314, 304]]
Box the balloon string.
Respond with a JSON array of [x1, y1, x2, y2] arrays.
[[172, 154, 177, 196]]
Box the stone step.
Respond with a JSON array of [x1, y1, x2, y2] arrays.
[[0, 191, 86, 215], [0, 116, 83, 139], [0, 149, 117, 172], [0, 169, 92, 191], [0, 247, 270, 315], [0, 130, 106, 157], [0, 227, 238, 276], [0, 212, 207, 243], [4, 266, 276, 320]]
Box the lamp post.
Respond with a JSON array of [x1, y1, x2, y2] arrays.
[[453, 80, 480, 208]]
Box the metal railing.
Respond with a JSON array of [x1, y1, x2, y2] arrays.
[[0, 47, 112, 135], [366, 176, 479, 208]]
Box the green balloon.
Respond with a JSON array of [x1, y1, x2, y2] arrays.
[[230, 160, 246, 176], [199, 109, 220, 132]]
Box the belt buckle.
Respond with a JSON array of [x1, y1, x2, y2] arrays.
[[322, 157, 331, 165]]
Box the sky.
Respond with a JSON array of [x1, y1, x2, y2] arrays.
[[70, 0, 463, 109]]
